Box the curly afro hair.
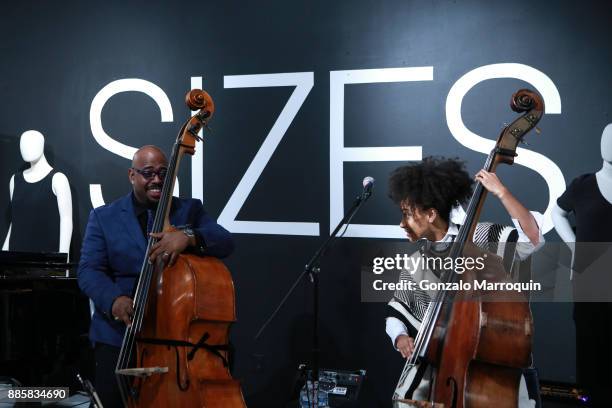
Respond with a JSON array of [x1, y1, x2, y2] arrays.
[[388, 156, 474, 223]]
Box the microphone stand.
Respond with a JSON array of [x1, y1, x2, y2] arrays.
[[254, 187, 373, 407]]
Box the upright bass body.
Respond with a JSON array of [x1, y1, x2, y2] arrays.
[[115, 89, 246, 407], [393, 89, 543, 407], [426, 244, 533, 408], [134, 255, 246, 407]]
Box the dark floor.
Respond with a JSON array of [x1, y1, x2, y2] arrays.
[[543, 398, 590, 408]]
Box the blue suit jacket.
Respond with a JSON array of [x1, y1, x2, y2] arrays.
[[77, 193, 234, 347]]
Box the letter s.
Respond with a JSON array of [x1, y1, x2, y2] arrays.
[[89, 79, 175, 208], [446, 63, 564, 233]]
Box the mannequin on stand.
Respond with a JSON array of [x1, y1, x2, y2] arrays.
[[552, 123, 612, 407], [2, 130, 72, 254]]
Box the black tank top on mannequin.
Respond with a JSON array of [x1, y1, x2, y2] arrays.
[[557, 173, 612, 273], [557, 173, 612, 242], [8, 170, 61, 252]]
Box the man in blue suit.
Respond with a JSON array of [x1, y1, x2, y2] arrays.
[[78, 145, 234, 407]]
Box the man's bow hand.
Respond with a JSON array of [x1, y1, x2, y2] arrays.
[[112, 296, 134, 327]]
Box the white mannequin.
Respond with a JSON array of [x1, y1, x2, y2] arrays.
[[2, 130, 73, 254], [551, 123, 612, 406], [552, 123, 612, 247]]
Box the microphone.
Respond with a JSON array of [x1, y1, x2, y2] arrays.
[[361, 176, 375, 199]]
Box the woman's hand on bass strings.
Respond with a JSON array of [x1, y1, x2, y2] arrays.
[[396, 334, 415, 359]]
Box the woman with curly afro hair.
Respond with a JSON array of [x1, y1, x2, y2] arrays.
[[388, 156, 541, 244], [386, 156, 544, 406]]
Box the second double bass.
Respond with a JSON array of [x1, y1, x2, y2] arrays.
[[392, 89, 544, 407]]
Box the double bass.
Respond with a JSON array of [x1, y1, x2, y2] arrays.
[[115, 89, 247, 407], [393, 89, 544, 407]]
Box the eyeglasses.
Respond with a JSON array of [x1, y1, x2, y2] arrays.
[[132, 167, 168, 180]]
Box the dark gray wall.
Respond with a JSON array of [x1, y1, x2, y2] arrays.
[[1, 1, 611, 406]]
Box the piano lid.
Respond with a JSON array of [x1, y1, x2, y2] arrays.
[[0, 251, 75, 279]]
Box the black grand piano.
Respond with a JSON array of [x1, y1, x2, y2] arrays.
[[0, 251, 91, 389]]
